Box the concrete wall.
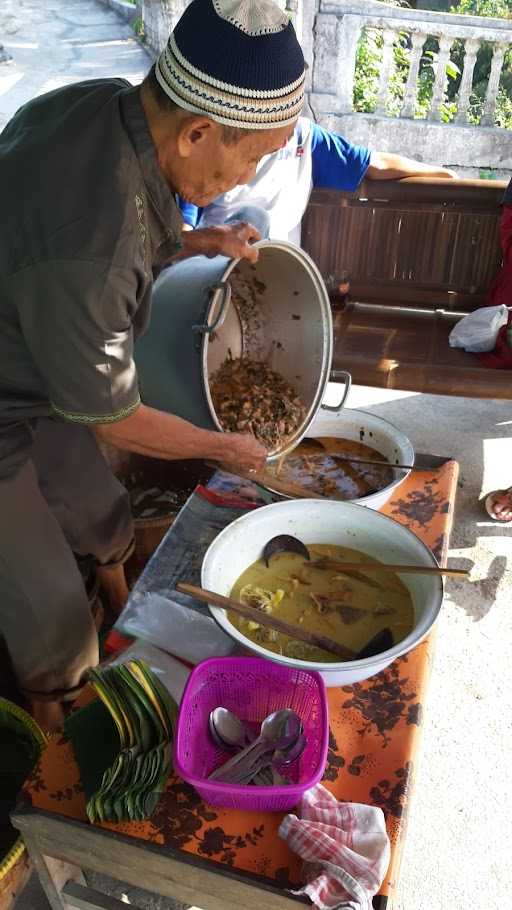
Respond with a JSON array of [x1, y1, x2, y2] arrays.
[[323, 112, 512, 179], [99, 0, 138, 23]]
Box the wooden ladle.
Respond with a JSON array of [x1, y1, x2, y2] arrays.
[[176, 581, 357, 660]]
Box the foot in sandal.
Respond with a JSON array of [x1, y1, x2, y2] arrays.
[[485, 487, 512, 522]]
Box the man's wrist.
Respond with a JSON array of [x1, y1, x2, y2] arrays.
[[182, 227, 223, 258], [200, 427, 228, 462]]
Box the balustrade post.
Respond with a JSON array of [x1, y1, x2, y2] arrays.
[[481, 42, 507, 127], [335, 15, 363, 114], [375, 28, 397, 116], [454, 37, 480, 125], [401, 31, 427, 119], [427, 35, 452, 122]]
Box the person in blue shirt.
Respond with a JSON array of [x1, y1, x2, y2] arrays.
[[179, 117, 456, 244]]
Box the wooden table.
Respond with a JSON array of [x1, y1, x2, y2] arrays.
[[12, 459, 458, 910]]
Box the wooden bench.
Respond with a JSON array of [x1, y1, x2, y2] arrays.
[[302, 177, 511, 398]]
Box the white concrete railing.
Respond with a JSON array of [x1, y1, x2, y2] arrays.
[[310, 0, 512, 127], [121, 0, 512, 133]]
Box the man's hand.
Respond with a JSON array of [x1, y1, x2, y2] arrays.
[[216, 432, 267, 475], [175, 222, 261, 263]]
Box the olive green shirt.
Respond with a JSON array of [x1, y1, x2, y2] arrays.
[[0, 79, 182, 474]]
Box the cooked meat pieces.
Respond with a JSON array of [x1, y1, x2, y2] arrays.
[[210, 357, 306, 450]]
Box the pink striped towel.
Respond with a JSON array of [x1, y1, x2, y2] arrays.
[[278, 784, 390, 910]]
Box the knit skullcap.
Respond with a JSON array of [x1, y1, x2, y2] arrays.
[[155, 0, 305, 130]]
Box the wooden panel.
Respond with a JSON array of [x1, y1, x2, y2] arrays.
[[302, 180, 503, 312]]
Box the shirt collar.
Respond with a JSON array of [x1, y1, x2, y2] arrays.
[[120, 86, 182, 255]]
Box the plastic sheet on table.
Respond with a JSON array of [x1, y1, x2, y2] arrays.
[[115, 488, 253, 665], [108, 640, 191, 703]]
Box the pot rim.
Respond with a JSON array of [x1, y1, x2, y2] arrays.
[[202, 498, 443, 671], [200, 239, 333, 462]]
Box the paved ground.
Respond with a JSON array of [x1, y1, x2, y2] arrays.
[[2, 2, 511, 909], [0, 0, 150, 131]]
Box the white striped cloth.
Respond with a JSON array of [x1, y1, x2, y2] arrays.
[[279, 784, 390, 910]]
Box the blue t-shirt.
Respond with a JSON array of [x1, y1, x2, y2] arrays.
[[178, 123, 371, 228], [503, 177, 512, 205], [179, 197, 199, 227], [310, 123, 371, 191]]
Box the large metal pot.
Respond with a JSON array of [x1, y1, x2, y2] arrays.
[[135, 240, 350, 461]]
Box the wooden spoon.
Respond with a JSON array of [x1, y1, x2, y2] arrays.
[[310, 559, 468, 578], [205, 461, 320, 500], [176, 582, 357, 660]]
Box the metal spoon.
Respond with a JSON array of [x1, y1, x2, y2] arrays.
[[209, 707, 273, 785], [209, 707, 251, 750], [274, 731, 307, 766], [239, 731, 308, 786], [208, 709, 302, 782]]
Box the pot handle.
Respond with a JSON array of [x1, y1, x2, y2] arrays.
[[321, 370, 352, 412], [192, 281, 232, 334]]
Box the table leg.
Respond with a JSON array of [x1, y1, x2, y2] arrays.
[[21, 832, 86, 910]]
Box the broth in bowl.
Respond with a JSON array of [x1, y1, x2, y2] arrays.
[[265, 436, 395, 500], [229, 544, 414, 663]]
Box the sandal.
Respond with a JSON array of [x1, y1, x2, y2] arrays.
[[484, 487, 512, 522]]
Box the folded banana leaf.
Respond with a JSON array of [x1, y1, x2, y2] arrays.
[[66, 660, 178, 824]]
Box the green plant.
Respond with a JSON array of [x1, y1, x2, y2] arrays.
[[353, 31, 460, 120], [449, 0, 512, 127], [451, 0, 511, 16], [132, 15, 145, 39], [353, 0, 512, 128]]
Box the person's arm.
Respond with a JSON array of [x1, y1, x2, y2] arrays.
[[14, 258, 267, 474], [173, 220, 262, 264], [366, 151, 457, 180], [95, 403, 266, 474]]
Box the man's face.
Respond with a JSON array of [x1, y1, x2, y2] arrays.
[[168, 120, 295, 206]]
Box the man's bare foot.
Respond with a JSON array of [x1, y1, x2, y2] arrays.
[[31, 699, 65, 734], [96, 564, 129, 616], [485, 487, 512, 522]]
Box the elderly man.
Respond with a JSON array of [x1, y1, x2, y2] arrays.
[[0, 0, 305, 729]]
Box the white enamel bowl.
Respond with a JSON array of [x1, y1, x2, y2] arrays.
[[265, 407, 415, 511], [202, 499, 443, 686]]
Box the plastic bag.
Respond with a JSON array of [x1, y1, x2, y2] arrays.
[[115, 489, 248, 665], [449, 305, 510, 353], [109, 640, 190, 703]]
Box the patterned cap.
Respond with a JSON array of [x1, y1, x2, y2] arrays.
[[155, 0, 305, 130]]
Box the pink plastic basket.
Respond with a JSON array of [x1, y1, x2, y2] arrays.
[[174, 656, 329, 812]]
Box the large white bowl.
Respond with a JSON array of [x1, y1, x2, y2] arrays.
[[267, 407, 415, 511], [202, 499, 443, 685]]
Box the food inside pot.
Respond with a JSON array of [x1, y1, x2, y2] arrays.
[[210, 356, 306, 451], [228, 544, 414, 662], [266, 436, 395, 499]]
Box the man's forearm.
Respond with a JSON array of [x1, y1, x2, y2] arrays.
[[95, 403, 227, 461], [366, 152, 456, 180]]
